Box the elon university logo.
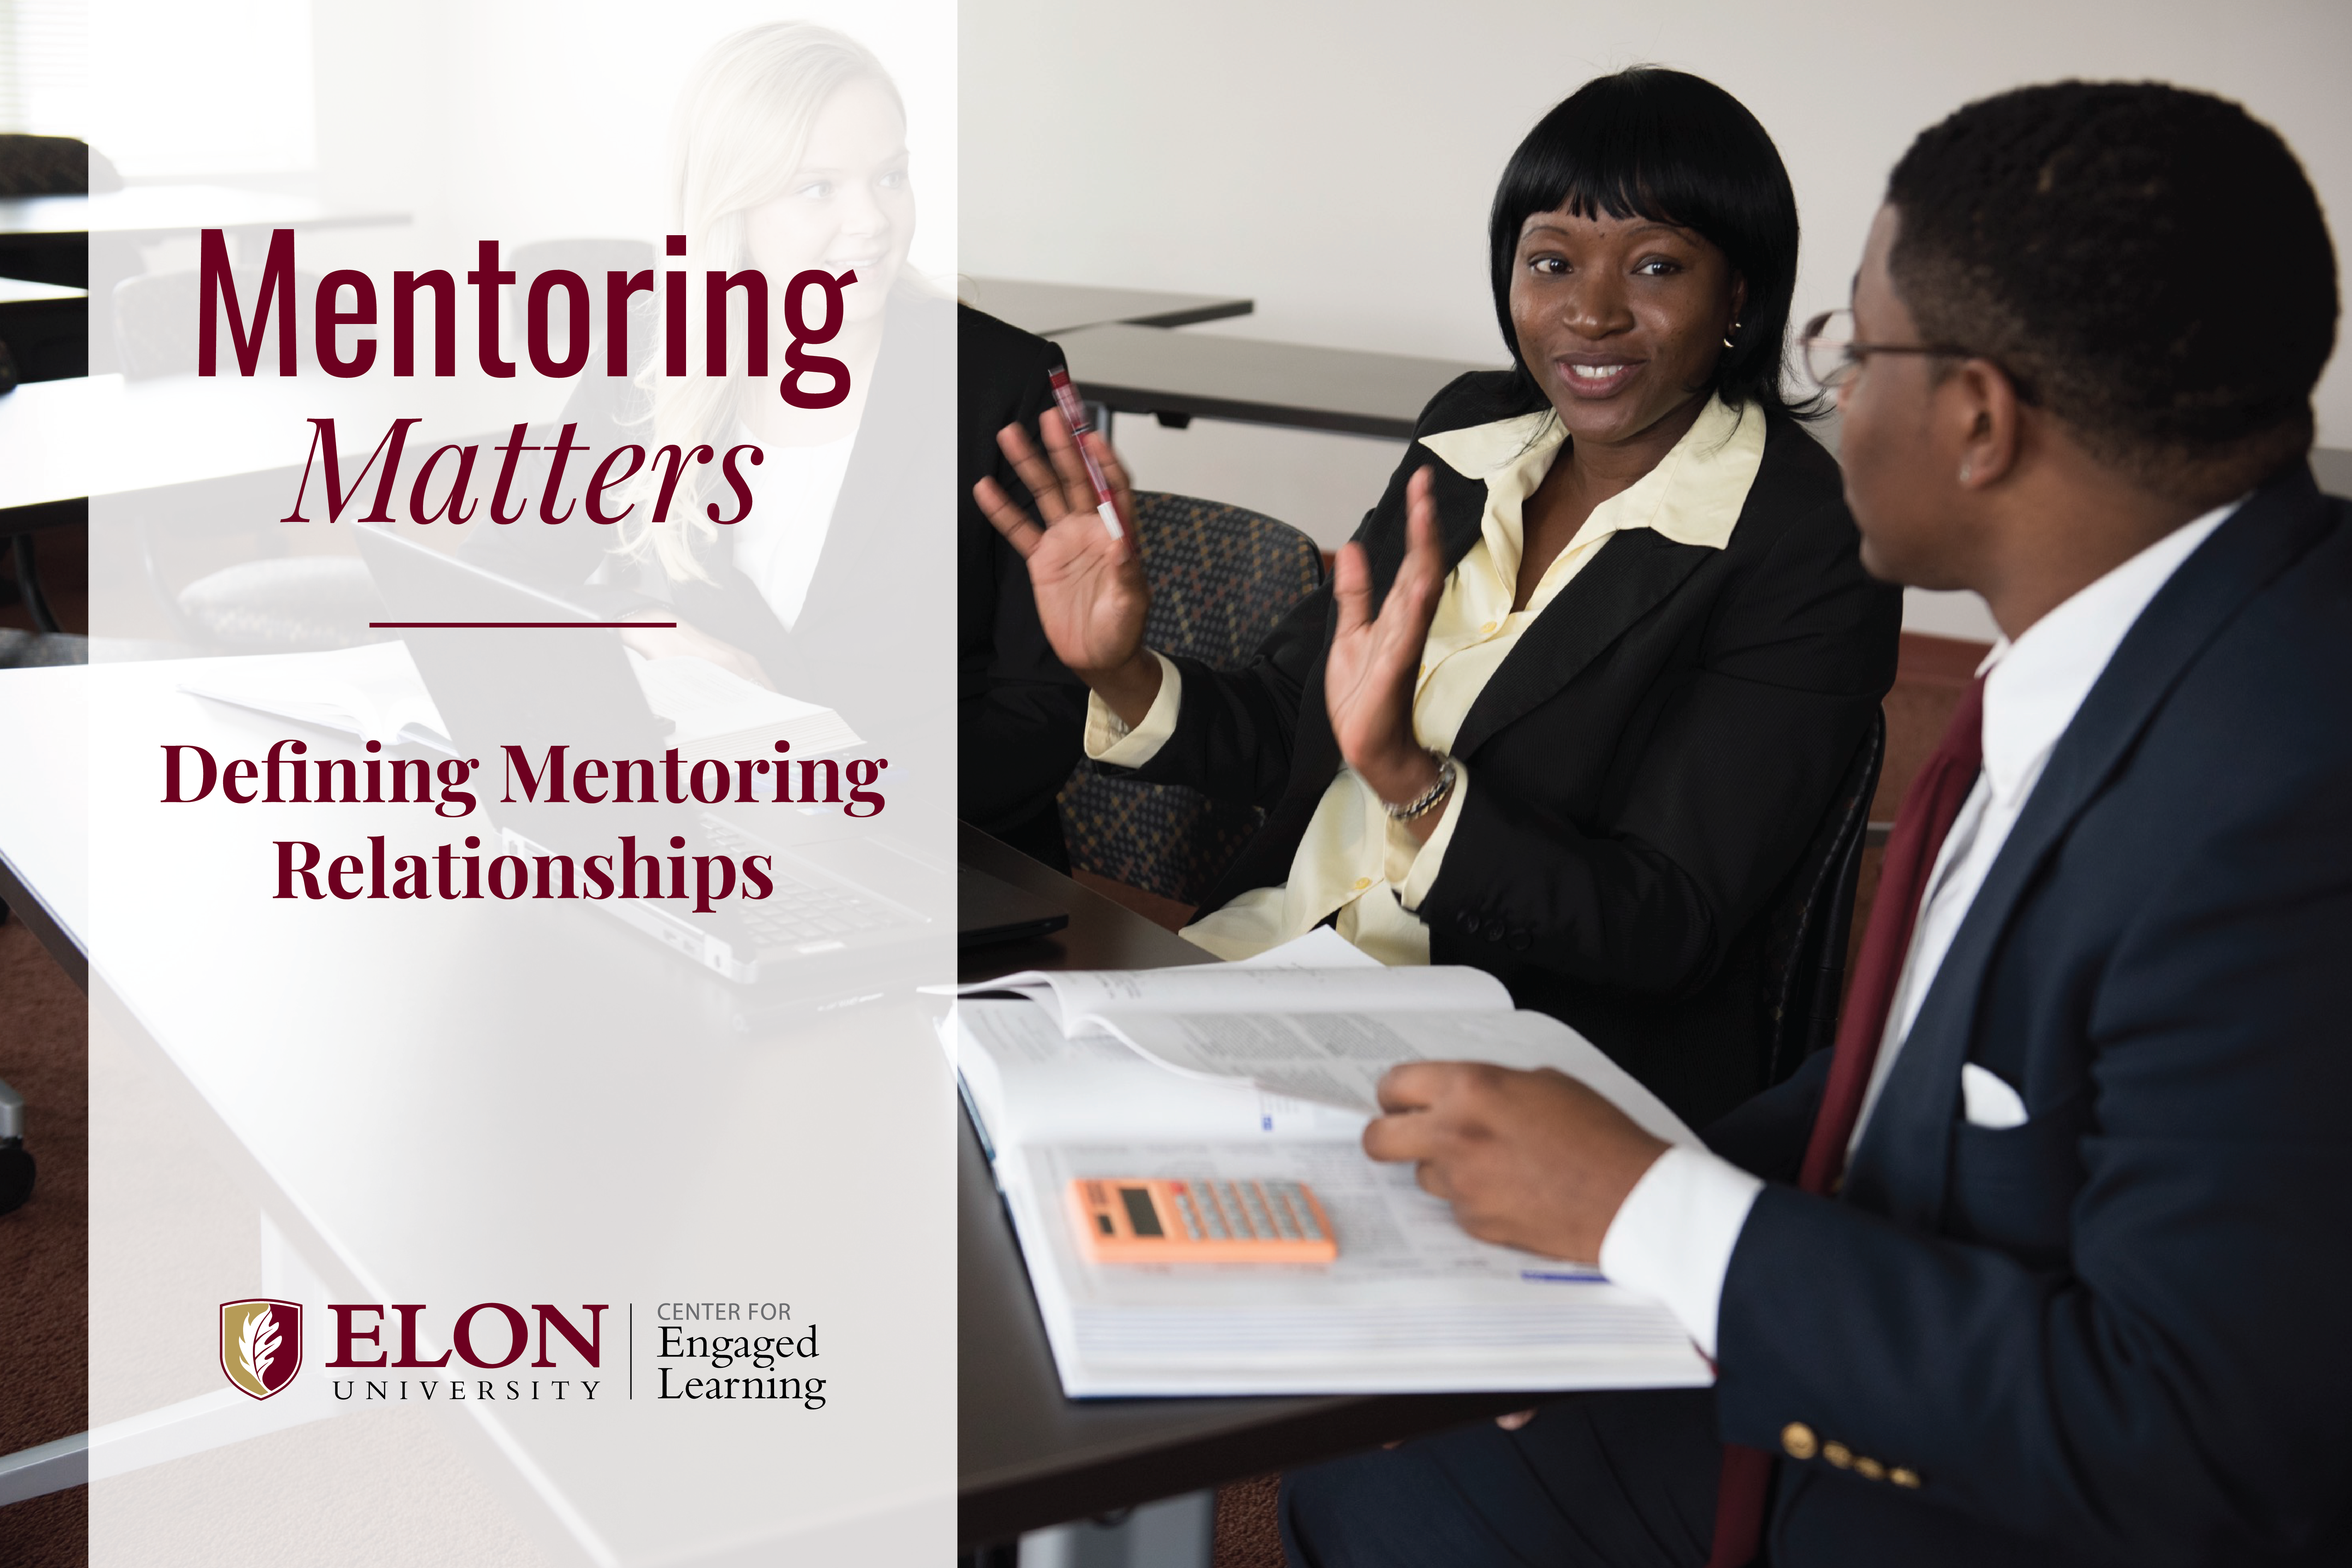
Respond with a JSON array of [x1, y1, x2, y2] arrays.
[[221, 1299, 303, 1400]]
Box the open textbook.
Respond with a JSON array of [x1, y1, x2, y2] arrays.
[[176, 639, 861, 760], [953, 932, 1713, 1396]]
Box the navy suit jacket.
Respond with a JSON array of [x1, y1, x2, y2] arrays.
[[1704, 465, 2352, 1566]]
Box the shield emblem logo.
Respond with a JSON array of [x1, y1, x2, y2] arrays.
[[220, 1299, 303, 1400]]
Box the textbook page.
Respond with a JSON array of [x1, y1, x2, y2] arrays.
[[1105, 1007, 1699, 1145], [1007, 1140, 1710, 1395], [953, 961, 1513, 1035], [177, 641, 453, 750], [957, 1000, 1369, 1153], [625, 648, 863, 757], [1232, 927, 1383, 970]]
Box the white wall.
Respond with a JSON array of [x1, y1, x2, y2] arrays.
[[292, 0, 956, 294], [963, 0, 2352, 643]]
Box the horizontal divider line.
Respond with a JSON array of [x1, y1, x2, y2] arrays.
[[365, 621, 673, 629]]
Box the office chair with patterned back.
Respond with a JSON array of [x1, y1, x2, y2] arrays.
[[1057, 492, 1327, 907]]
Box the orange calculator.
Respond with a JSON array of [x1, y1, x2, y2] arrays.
[[1068, 1177, 1339, 1264]]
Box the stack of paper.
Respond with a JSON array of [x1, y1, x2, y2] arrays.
[[954, 934, 1712, 1396]]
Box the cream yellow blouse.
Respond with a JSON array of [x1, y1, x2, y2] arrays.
[[1088, 393, 1767, 964]]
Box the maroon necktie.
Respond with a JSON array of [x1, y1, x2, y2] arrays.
[[1703, 675, 1986, 1568]]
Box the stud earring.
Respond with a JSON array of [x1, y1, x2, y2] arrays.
[[1958, 461, 1974, 484]]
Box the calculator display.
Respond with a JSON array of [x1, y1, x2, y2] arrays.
[[1069, 1177, 1339, 1264]]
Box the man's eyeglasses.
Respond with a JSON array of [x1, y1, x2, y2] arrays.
[[1799, 309, 1985, 391]]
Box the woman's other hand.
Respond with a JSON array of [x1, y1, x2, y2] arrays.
[[1326, 466, 1450, 831], [973, 409, 1162, 725], [620, 616, 777, 691]]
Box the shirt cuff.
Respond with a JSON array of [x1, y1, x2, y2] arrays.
[[1082, 650, 1182, 767], [1597, 1145, 1764, 1361], [1384, 760, 1471, 908]]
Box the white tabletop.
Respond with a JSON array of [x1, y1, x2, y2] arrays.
[[0, 185, 409, 238], [0, 278, 85, 304], [10, 656, 954, 1562], [0, 371, 576, 513]]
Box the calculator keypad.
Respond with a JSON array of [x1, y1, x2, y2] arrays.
[[1071, 1176, 1338, 1263], [1170, 1180, 1325, 1243]]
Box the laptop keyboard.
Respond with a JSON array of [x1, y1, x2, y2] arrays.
[[701, 816, 917, 951]]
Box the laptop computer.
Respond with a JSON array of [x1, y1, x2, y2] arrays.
[[957, 864, 1068, 949], [353, 525, 945, 988]]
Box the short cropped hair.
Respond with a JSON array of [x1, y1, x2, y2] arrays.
[[1886, 81, 2338, 482], [1488, 67, 1809, 419]]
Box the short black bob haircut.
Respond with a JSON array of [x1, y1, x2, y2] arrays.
[[1489, 67, 1808, 420], [1887, 81, 2337, 483]]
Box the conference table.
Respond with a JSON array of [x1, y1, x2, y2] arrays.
[[1051, 321, 1500, 441], [0, 370, 574, 519], [0, 185, 412, 371], [0, 186, 409, 243], [959, 277, 1252, 337], [955, 826, 1539, 1554], [0, 661, 963, 1562]]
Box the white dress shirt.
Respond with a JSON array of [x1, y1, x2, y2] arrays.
[[1598, 498, 2240, 1358], [728, 430, 856, 632]]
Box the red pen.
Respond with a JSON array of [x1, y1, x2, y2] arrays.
[[1048, 367, 1126, 541]]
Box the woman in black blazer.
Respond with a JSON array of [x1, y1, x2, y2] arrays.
[[466, 24, 956, 790], [978, 69, 1900, 1126]]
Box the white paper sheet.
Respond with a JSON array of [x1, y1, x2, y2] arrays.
[[1008, 1141, 1710, 1395], [954, 961, 1513, 1035]]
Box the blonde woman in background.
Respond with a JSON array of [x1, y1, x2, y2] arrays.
[[483, 21, 953, 744]]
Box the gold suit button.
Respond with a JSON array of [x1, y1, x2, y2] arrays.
[[1822, 1442, 1852, 1469], [1352, 877, 1372, 891], [1780, 1422, 1817, 1461], [1890, 1468, 1921, 1489], [1853, 1456, 1886, 1482]]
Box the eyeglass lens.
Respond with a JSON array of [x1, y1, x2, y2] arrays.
[[1801, 309, 1858, 389]]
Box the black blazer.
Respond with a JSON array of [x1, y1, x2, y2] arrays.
[[1108, 373, 1900, 1125], [957, 305, 1089, 868], [467, 287, 957, 796], [1706, 468, 2352, 1566]]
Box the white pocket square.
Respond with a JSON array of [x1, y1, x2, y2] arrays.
[[1960, 1063, 2029, 1129]]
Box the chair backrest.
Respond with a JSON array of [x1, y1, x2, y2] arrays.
[[113, 267, 323, 380], [0, 135, 91, 196], [1756, 708, 1886, 1086], [1058, 492, 1325, 905]]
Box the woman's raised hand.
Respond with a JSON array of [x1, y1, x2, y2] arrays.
[[973, 409, 1162, 724], [1325, 466, 1450, 823]]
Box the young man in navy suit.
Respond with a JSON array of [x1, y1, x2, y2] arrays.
[[1282, 81, 2349, 1568]]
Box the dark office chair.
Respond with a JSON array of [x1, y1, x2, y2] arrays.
[[113, 265, 325, 381], [1755, 708, 1885, 1086], [0, 628, 86, 668], [0, 134, 115, 290], [1057, 493, 1326, 906], [0, 1078, 31, 1215], [110, 269, 392, 652]]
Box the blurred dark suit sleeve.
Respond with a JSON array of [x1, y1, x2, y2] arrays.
[[958, 305, 1089, 870]]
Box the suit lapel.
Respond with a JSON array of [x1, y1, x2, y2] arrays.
[[1452, 526, 1712, 759], [1363, 460, 1488, 588], [1844, 468, 2334, 1227]]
